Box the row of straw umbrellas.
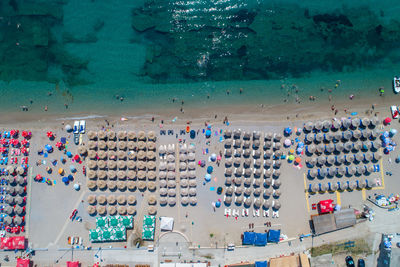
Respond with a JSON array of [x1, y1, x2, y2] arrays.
[[225, 196, 281, 210], [4, 186, 26, 196], [226, 157, 282, 170], [88, 130, 156, 141], [304, 130, 380, 145], [307, 164, 378, 178], [179, 144, 197, 205], [305, 141, 381, 155], [308, 179, 377, 192], [87, 149, 156, 162], [87, 195, 137, 216], [225, 186, 281, 199], [87, 180, 156, 191], [224, 130, 283, 142], [2, 205, 25, 216], [87, 140, 157, 152], [3, 195, 26, 206], [87, 160, 157, 173], [2, 215, 24, 226], [225, 177, 281, 189], [87, 169, 157, 180], [225, 145, 283, 158], [306, 152, 382, 168], [6, 165, 26, 176], [303, 117, 379, 133]]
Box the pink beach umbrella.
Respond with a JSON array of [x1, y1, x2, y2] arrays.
[[216, 155, 222, 161], [20, 147, 27, 155], [0, 139, 7, 145], [21, 139, 28, 147]]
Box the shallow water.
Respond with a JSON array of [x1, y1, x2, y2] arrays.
[[0, 0, 399, 116]]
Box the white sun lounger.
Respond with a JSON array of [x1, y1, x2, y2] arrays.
[[232, 209, 240, 217], [272, 211, 279, 218], [224, 208, 231, 216], [253, 209, 260, 217], [263, 210, 270, 217]]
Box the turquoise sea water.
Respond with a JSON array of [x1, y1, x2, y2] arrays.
[[0, 0, 400, 117]]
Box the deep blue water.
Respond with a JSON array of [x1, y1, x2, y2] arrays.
[[0, 0, 400, 115]]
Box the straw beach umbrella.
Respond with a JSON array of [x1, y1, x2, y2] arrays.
[[138, 181, 146, 190], [88, 131, 97, 140], [98, 131, 107, 140], [98, 141, 107, 150], [88, 141, 97, 150], [351, 118, 360, 128], [315, 121, 323, 131], [107, 141, 116, 150], [147, 171, 156, 181], [87, 206, 96, 215], [224, 129, 232, 138], [147, 131, 156, 141], [118, 131, 127, 140], [87, 160, 97, 170], [147, 141, 156, 151], [304, 122, 314, 132], [168, 189, 176, 197], [118, 141, 127, 150], [107, 130, 116, 140], [97, 170, 107, 180], [108, 206, 117, 215], [88, 150, 97, 159], [87, 195, 96, 205], [353, 130, 362, 139], [127, 181, 136, 191], [128, 195, 137, 205], [96, 206, 106, 215], [107, 181, 117, 191], [344, 142, 353, 152], [87, 180, 97, 190], [117, 181, 127, 191], [332, 120, 341, 131], [138, 131, 146, 141], [97, 160, 106, 169], [97, 195, 107, 205], [127, 131, 136, 140]]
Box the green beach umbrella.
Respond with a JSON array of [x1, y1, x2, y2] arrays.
[[96, 217, 107, 228], [288, 155, 295, 162], [110, 217, 118, 227]]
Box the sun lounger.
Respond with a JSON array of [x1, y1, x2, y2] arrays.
[[272, 211, 279, 218], [253, 209, 260, 217], [224, 208, 231, 216], [263, 210, 270, 217], [232, 209, 240, 217]]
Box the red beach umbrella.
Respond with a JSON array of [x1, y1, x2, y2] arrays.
[[20, 147, 27, 155], [55, 141, 63, 149], [10, 129, 17, 137], [21, 131, 28, 138], [0, 147, 5, 153], [21, 139, 28, 146], [46, 131, 54, 138], [1, 139, 7, 145], [74, 155, 80, 161], [384, 117, 391, 125], [11, 139, 19, 146]]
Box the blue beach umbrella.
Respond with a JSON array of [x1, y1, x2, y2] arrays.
[[207, 166, 213, 174], [205, 130, 211, 138], [68, 174, 74, 181], [215, 201, 221, 208], [284, 127, 292, 136], [66, 151, 72, 158], [62, 177, 69, 184], [205, 174, 211, 182], [69, 165, 76, 173], [45, 144, 53, 153]]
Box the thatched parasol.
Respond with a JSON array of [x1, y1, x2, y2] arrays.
[[147, 130, 156, 141], [4, 206, 13, 215], [314, 121, 323, 131], [98, 131, 107, 140], [117, 181, 127, 191], [244, 178, 252, 187], [87, 206, 96, 215], [351, 118, 360, 128], [357, 166, 366, 175], [189, 179, 197, 187], [147, 141, 156, 151], [138, 181, 146, 190], [127, 131, 136, 140], [97, 150, 106, 160], [88, 131, 97, 140], [106, 130, 116, 140], [147, 171, 156, 181], [225, 168, 232, 177], [274, 133, 282, 141], [235, 195, 244, 205], [107, 141, 116, 150], [97, 160, 106, 169], [336, 155, 345, 164], [342, 118, 351, 129], [118, 141, 127, 151], [158, 171, 167, 180], [78, 146, 87, 155], [117, 170, 126, 180], [316, 143, 325, 153], [168, 188, 176, 197], [96, 206, 106, 215], [88, 150, 97, 160], [355, 153, 364, 162], [326, 155, 335, 165], [188, 162, 196, 170], [322, 120, 331, 130], [137, 171, 146, 180], [127, 206, 136, 215], [304, 122, 314, 132], [97, 170, 107, 180], [148, 194, 157, 205], [108, 206, 117, 215], [127, 141, 136, 150], [328, 168, 337, 177], [332, 120, 341, 131], [127, 195, 136, 205], [137, 150, 146, 160], [347, 166, 356, 176], [137, 131, 146, 141], [116, 195, 126, 205], [317, 156, 326, 166], [136, 161, 146, 170], [167, 171, 175, 180], [108, 181, 117, 191], [335, 143, 344, 153], [226, 187, 234, 195], [345, 154, 354, 164], [106, 170, 116, 180], [117, 131, 127, 140], [235, 187, 243, 195], [190, 197, 197, 205], [361, 117, 370, 128], [106, 195, 116, 205], [364, 152, 373, 162], [87, 195, 96, 205], [337, 166, 346, 176], [97, 195, 107, 205], [244, 198, 252, 207], [148, 206, 158, 214], [273, 200, 281, 210], [344, 142, 353, 152], [88, 141, 97, 150], [168, 180, 177, 188], [147, 151, 156, 160], [305, 134, 314, 144], [148, 181, 156, 191], [127, 181, 136, 191], [225, 149, 233, 158], [107, 160, 117, 170], [361, 130, 371, 140], [225, 139, 232, 148], [118, 206, 127, 215], [224, 129, 232, 138], [353, 130, 362, 139], [87, 180, 97, 190], [117, 161, 127, 170], [98, 140, 107, 150], [373, 152, 382, 161]]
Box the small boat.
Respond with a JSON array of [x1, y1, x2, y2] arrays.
[[393, 77, 400, 93], [390, 106, 399, 119], [79, 120, 86, 134]]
